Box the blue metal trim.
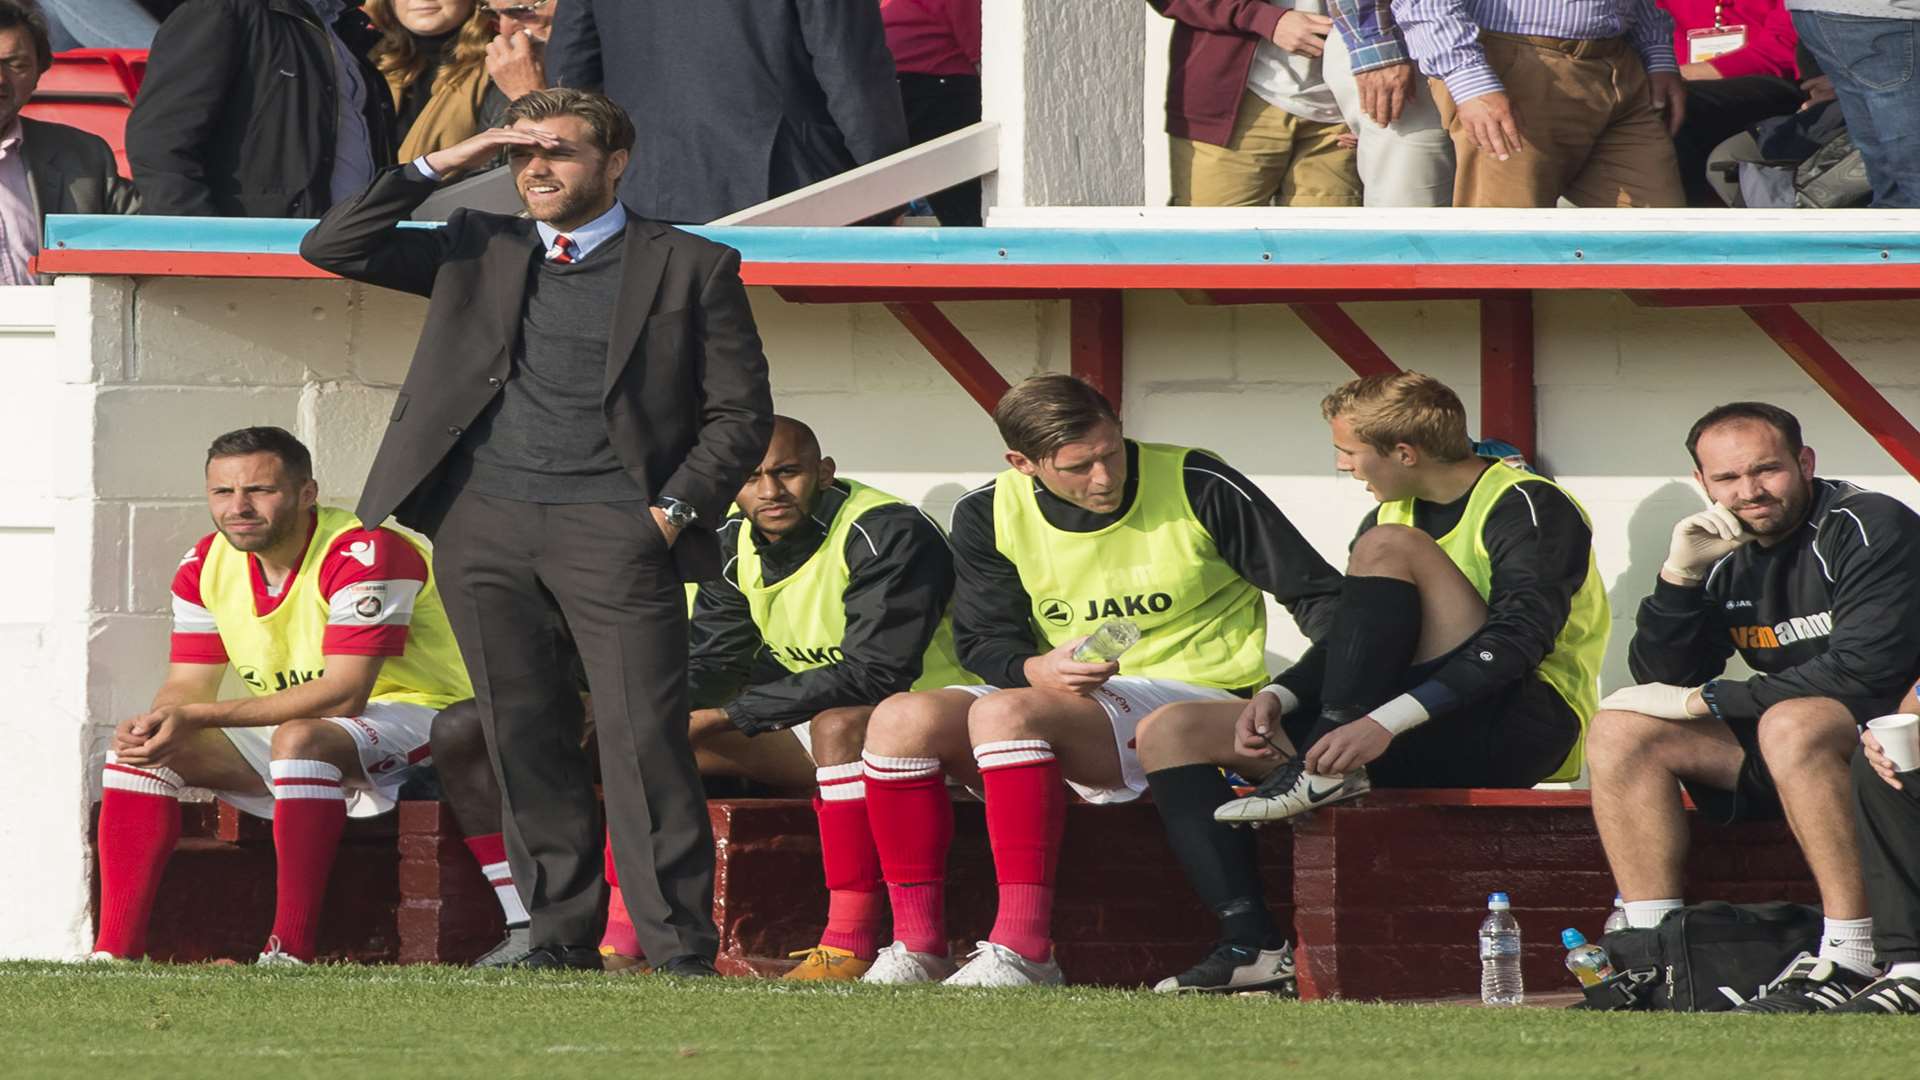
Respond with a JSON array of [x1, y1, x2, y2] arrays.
[[40, 215, 1919, 267]]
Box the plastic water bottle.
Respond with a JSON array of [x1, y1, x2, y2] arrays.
[[1561, 928, 1615, 988], [1602, 895, 1630, 936], [1479, 892, 1524, 1006], [1072, 619, 1140, 663]]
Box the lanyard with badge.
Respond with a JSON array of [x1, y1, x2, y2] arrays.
[[1687, 2, 1748, 64]]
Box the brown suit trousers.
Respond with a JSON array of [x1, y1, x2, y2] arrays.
[[1432, 33, 1686, 208]]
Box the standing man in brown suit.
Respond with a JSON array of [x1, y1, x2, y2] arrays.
[[300, 88, 773, 974]]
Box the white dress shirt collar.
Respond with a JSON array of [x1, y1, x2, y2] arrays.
[[536, 202, 628, 262]]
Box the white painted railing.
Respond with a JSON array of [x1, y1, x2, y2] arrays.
[[710, 122, 1000, 227]]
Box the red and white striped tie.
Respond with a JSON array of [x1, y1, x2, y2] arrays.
[[549, 233, 577, 264]]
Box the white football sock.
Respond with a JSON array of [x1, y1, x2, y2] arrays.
[[1818, 916, 1876, 975], [1624, 899, 1683, 930], [1886, 962, 1920, 981]]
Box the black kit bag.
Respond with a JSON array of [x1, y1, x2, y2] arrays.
[[1795, 130, 1874, 210], [1578, 902, 1821, 1012]]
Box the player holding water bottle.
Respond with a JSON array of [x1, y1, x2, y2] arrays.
[[854, 374, 1342, 987]]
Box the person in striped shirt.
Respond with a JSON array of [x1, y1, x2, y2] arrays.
[[1392, 0, 1689, 205]]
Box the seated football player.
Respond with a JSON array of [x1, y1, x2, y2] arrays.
[[434, 416, 968, 980], [91, 427, 473, 964], [858, 374, 1342, 987], [1138, 372, 1604, 992], [1589, 402, 1920, 1013]]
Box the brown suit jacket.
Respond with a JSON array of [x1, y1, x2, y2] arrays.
[[298, 165, 773, 581]]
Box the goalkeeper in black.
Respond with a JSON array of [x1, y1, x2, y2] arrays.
[[1590, 401, 1920, 1014]]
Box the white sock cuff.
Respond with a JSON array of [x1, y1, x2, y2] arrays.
[[1824, 916, 1874, 934], [973, 739, 1055, 770], [817, 761, 867, 802], [1624, 899, 1684, 929], [102, 756, 183, 798], [270, 758, 346, 801], [481, 861, 530, 924], [816, 761, 865, 783], [862, 750, 941, 781]]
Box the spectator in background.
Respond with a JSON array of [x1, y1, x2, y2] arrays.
[[38, 1, 158, 48], [483, 0, 555, 102], [1324, 0, 1454, 206], [1, 0, 139, 285], [1663, 1, 1804, 205], [546, 0, 909, 224], [367, 1, 502, 163], [1151, 0, 1361, 207], [127, 0, 395, 217], [882, 0, 982, 226], [1787, 0, 1920, 207], [1394, 0, 1688, 207]]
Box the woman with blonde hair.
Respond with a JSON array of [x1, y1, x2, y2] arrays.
[[365, 0, 505, 164]]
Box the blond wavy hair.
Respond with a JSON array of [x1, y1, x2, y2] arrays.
[[365, 0, 497, 95], [1321, 371, 1473, 462]]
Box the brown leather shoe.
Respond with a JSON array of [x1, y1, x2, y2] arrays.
[[600, 945, 651, 975]]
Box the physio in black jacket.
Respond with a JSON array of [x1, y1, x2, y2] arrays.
[[1591, 401, 1920, 1014], [127, 0, 395, 217]]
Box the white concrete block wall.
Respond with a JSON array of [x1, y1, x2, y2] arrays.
[[1, 277, 106, 959], [5, 272, 1918, 957]]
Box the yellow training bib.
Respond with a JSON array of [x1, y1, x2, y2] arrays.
[[1377, 461, 1609, 782], [735, 481, 973, 690], [991, 442, 1268, 691], [196, 506, 473, 711]]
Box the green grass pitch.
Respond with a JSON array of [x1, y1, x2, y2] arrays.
[[2, 962, 1915, 1079]]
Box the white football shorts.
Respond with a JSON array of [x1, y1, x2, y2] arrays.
[[216, 700, 438, 819], [950, 677, 1238, 804]]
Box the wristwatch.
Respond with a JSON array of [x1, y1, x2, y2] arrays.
[[652, 496, 699, 530]]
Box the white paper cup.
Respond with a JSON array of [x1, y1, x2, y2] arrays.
[[1867, 713, 1920, 773]]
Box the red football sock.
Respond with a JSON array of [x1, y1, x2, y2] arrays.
[[813, 762, 884, 959], [977, 740, 1064, 963], [863, 751, 952, 956], [461, 832, 529, 926], [599, 829, 641, 958], [268, 760, 347, 961], [92, 758, 184, 958], [601, 883, 641, 957]]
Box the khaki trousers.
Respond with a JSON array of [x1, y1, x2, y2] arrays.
[[1171, 89, 1361, 207], [1431, 33, 1685, 208]]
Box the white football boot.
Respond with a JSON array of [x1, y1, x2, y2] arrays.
[[861, 940, 958, 985], [942, 941, 1064, 988]]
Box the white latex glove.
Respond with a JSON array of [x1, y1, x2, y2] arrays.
[[1663, 504, 1753, 581], [1598, 682, 1701, 720]]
